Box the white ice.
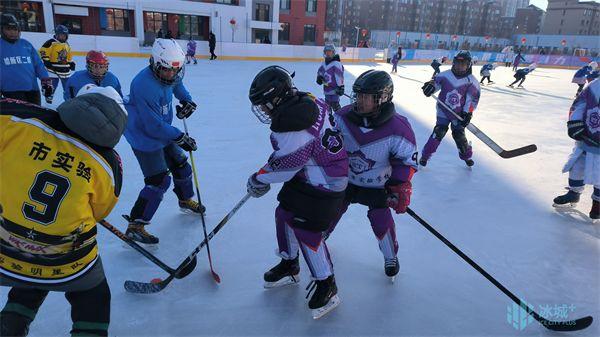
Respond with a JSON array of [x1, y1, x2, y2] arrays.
[[2, 57, 599, 336]]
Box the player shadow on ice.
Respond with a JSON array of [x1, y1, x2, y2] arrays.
[[553, 208, 600, 238]]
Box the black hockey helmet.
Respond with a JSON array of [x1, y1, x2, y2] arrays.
[[452, 50, 472, 77], [1, 14, 20, 42], [54, 24, 69, 42], [249, 65, 295, 123], [352, 70, 394, 117]]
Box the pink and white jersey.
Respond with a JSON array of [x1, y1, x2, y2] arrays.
[[569, 78, 600, 153], [335, 105, 418, 188], [317, 58, 344, 98], [432, 70, 481, 120], [256, 98, 348, 192]]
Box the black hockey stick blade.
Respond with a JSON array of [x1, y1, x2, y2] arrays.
[[498, 144, 537, 159], [124, 274, 175, 294], [537, 315, 593, 332]]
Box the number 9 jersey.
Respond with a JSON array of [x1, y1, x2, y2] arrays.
[[0, 99, 122, 284]]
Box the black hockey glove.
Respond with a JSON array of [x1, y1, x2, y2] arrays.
[[335, 85, 345, 96], [41, 78, 53, 99], [316, 75, 324, 85], [69, 62, 76, 71], [174, 133, 197, 151], [176, 100, 197, 119], [422, 80, 436, 97], [247, 173, 270, 198], [459, 111, 472, 127], [567, 120, 586, 142]]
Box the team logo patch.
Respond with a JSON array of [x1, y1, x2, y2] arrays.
[[444, 89, 463, 111], [586, 107, 600, 134], [321, 129, 343, 154], [348, 150, 375, 174]]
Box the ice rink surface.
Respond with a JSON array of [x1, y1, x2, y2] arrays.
[[2, 56, 599, 336]]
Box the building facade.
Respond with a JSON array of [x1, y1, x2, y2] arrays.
[[542, 0, 600, 35], [514, 4, 545, 34]]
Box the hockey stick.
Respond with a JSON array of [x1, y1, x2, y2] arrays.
[[124, 193, 251, 294], [182, 117, 221, 284], [431, 94, 537, 158], [99, 220, 196, 279], [406, 207, 593, 331]]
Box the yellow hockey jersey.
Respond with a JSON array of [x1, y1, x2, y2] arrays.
[[39, 38, 73, 77], [0, 98, 122, 283]]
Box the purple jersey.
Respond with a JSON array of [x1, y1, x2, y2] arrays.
[[335, 105, 418, 188], [569, 78, 600, 153], [431, 70, 481, 120], [186, 40, 196, 56], [391, 52, 401, 65], [256, 96, 348, 192], [317, 58, 344, 102]]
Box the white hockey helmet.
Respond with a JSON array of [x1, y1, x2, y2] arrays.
[[150, 38, 186, 85], [528, 63, 537, 70], [590, 61, 598, 70]]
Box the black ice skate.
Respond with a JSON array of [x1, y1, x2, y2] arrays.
[[385, 257, 400, 282], [306, 275, 341, 319], [419, 158, 428, 167], [124, 215, 159, 244], [553, 190, 581, 208], [590, 200, 599, 221], [464, 159, 475, 167], [263, 257, 300, 288]]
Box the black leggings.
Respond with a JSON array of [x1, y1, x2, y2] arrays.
[[480, 76, 492, 83], [1, 279, 111, 336], [509, 76, 525, 86], [1, 90, 41, 105]]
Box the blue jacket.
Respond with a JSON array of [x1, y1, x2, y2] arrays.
[[587, 70, 600, 82], [0, 38, 49, 92], [124, 66, 193, 152], [515, 68, 532, 78], [574, 66, 592, 79], [64, 70, 123, 101]]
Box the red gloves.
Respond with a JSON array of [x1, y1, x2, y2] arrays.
[[385, 181, 412, 214]]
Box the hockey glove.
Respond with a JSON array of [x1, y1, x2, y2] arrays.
[[421, 80, 436, 97], [41, 78, 54, 103], [567, 120, 586, 142], [316, 75, 324, 85], [459, 111, 472, 127], [335, 85, 345, 96], [385, 180, 412, 214], [174, 133, 197, 151], [69, 62, 76, 71], [176, 100, 197, 119], [247, 173, 270, 198]]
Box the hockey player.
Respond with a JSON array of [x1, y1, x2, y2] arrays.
[[39, 25, 74, 102], [553, 79, 600, 220], [316, 44, 345, 112], [420, 50, 480, 167], [123, 39, 202, 244], [64, 50, 122, 101], [479, 62, 495, 85], [390, 47, 402, 74], [0, 13, 52, 105], [588, 68, 600, 83], [185, 37, 197, 65], [508, 63, 536, 88], [430, 56, 447, 77], [325, 70, 418, 280], [572, 62, 597, 96], [512, 51, 526, 71], [247, 66, 348, 319], [0, 85, 126, 336]]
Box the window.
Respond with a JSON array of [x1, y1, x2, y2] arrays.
[[279, 22, 290, 42], [303, 24, 316, 43], [180, 15, 208, 40], [0, 1, 44, 32], [255, 3, 270, 22], [306, 0, 317, 13], [281, 0, 291, 11], [145, 11, 167, 33], [58, 18, 82, 34], [101, 8, 129, 32], [216, 0, 235, 4]]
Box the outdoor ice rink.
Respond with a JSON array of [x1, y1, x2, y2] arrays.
[[2, 56, 598, 336]]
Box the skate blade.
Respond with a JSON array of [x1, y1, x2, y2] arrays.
[[179, 207, 206, 216], [553, 203, 577, 209], [263, 274, 299, 289], [312, 294, 341, 319], [121, 242, 159, 250], [389, 276, 396, 283]]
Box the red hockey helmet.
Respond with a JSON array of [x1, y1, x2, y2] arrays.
[[86, 50, 109, 80]]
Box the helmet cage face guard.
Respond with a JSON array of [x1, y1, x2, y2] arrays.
[[87, 62, 109, 79], [352, 89, 392, 117], [150, 56, 185, 85], [251, 104, 272, 124], [452, 57, 471, 76]]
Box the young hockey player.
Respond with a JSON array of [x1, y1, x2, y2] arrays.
[[420, 50, 481, 167], [186, 37, 197, 65], [39, 25, 74, 103], [479, 62, 495, 84], [123, 39, 202, 244], [247, 66, 348, 319], [64, 50, 122, 101], [508, 63, 536, 88], [325, 70, 418, 281], [316, 44, 345, 112], [0, 13, 52, 105], [0, 85, 126, 336], [430, 56, 447, 77], [553, 79, 600, 221], [572, 62, 597, 96], [390, 47, 402, 74], [512, 51, 526, 71]]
